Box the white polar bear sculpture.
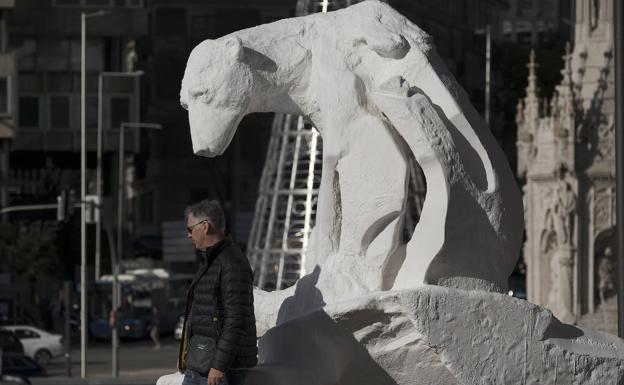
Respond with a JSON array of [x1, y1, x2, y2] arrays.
[[173, 2, 624, 385], [180, 0, 523, 301]]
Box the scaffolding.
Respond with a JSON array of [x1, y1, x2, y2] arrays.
[[247, 0, 426, 291], [247, 115, 322, 290]]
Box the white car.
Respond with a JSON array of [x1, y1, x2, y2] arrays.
[[2, 325, 63, 365]]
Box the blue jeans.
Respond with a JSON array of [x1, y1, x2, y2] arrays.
[[182, 368, 247, 385]]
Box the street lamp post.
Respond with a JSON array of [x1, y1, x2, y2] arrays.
[[96, 71, 144, 282], [112, 121, 161, 378], [80, 10, 107, 379]]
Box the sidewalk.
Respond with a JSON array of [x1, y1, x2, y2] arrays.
[[31, 378, 156, 385], [29, 337, 178, 385]]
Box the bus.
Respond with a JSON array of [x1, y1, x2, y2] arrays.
[[89, 269, 192, 340]]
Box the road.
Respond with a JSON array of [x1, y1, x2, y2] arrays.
[[32, 336, 179, 384]]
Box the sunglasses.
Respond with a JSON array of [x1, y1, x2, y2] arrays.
[[187, 220, 208, 234]]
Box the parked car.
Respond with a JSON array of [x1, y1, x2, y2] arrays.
[[1, 326, 62, 366], [0, 329, 24, 354], [1, 353, 46, 378], [0, 374, 32, 385], [174, 316, 184, 340]]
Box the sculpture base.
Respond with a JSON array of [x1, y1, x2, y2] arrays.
[[158, 286, 624, 385]]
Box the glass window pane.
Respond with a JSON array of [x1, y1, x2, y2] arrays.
[[155, 8, 186, 36], [0, 77, 8, 114], [110, 97, 129, 129], [10, 38, 36, 71], [86, 96, 98, 129], [140, 191, 153, 223], [191, 16, 211, 41], [50, 96, 70, 129], [19, 97, 39, 128], [37, 38, 70, 71], [70, 39, 104, 72]]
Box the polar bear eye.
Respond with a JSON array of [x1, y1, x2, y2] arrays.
[[199, 89, 214, 103], [188, 86, 213, 104]]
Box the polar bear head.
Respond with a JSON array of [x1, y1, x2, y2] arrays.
[[180, 37, 252, 156]]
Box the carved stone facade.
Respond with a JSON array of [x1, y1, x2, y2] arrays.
[[517, 0, 616, 333]]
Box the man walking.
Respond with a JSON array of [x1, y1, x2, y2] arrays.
[[178, 199, 257, 385]]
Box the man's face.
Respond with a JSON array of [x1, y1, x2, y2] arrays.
[[186, 214, 209, 250]]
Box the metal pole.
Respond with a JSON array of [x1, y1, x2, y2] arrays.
[[79, 11, 88, 379], [96, 75, 102, 281], [111, 256, 119, 378], [1, 140, 8, 222], [485, 24, 491, 127], [63, 281, 71, 377], [134, 75, 140, 136], [117, 123, 124, 282], [114, 122, 124, 378], [614, 0, 624, 339]]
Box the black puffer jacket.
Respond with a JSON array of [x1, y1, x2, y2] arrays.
[[178, 237, 257, 373]]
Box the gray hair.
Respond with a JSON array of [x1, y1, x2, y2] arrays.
[[184, 199, 226, 231]]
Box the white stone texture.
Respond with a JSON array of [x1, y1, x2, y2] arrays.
[[160, 286, 624, 385], [180, 0, 523, 301]]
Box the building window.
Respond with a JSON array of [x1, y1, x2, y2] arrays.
[[70, 38, 104, 72], [155, 8, 187, 36], [19, 97, 39, 128], [110, 96, 130, 129], [214, 9, 261, 37], [10, 39, 36, 71], [37, 39, 70, 71], [191, 15, 212, 42], [0, 76, 10, 116], [50, 96, 70, 129], [140, 191, 154, 224], [86, 96, 98, 129]]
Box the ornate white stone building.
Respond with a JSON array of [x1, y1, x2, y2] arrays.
[[517, 0, 616, 333]]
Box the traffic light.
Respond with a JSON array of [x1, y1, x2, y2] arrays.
[[85, 195, 100, 224], [57, 189, 68, 222], [56, 189, 75, 222]]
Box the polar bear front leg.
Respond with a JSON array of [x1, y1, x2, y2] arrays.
[[331, 113, 409, 292], [307, 150, 341, 269]]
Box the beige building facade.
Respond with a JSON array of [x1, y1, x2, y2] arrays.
[[517, 0, 616, 333]]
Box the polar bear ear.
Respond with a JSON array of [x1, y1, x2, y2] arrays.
[[224, 37, 244, 62]]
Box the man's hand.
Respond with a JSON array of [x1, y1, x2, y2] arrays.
[[207, 368, 225, 385]]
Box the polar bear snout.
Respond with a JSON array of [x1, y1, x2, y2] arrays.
[[188, 102, 242, 158]]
